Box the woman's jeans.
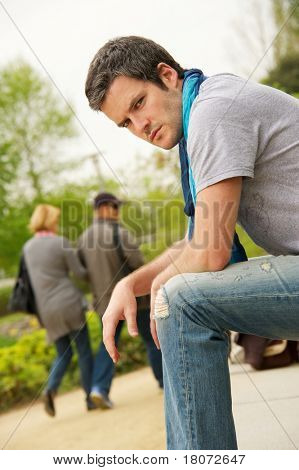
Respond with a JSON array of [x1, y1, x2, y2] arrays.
[[155, 255, 299, 450], [47, 324, 93, 397]]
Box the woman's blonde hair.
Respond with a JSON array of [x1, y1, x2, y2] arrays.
[[29, 204, 61, 233]]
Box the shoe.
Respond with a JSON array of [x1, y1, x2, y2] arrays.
[[86, 396, 97, 411], [90, 390, 113, 410], [42, 390, 55, 417]]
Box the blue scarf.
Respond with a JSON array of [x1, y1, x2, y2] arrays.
[[179, 69, 247, 264]]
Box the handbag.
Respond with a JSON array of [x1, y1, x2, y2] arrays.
[[8, 254, 42, 323], [233, 333, 298, 370]]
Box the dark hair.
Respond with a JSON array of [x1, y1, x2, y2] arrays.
[[93, 192, 122, 209], [85, 36, 185, 111]]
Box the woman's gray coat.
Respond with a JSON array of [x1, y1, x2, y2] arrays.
[[24, 235, 88, 342]]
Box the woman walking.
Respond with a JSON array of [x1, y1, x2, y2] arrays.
[[24, 204, 94, 416]]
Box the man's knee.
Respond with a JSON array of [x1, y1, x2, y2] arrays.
[[154, 272, 225, 333], [154, 274, 189, 321]]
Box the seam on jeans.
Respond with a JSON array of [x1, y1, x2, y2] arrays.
[[179, 290, 299, 305], [179, 294, 299, 335], [179, 302, 233, 449], [179, 303, 196, 448]]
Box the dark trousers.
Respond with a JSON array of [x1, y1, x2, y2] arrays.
[[91, 308, 163, 395]]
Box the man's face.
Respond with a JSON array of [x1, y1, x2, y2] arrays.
[[97, 204, 119, 220], [101, 64, 183, 150]]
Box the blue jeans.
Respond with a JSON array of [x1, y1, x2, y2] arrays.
[[155, 255, 299, 450], [47, 324, 93, 397], [92, 308, 163, 395]]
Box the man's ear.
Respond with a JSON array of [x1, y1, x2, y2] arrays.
[[157, 62, 179, 88]]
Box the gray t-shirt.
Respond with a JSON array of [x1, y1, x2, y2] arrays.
[[188, 73, 299, 255]]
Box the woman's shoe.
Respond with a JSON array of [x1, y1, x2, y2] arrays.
[[42, 390, 55, 417], [86, 396, 97, 411]]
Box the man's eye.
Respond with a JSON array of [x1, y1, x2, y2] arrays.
[[135, 97, 143, 109], [123, 119, 130, 128]]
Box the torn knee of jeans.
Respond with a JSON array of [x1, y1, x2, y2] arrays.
[[154, 288, 169, 319], [260, 261, 273, 273]]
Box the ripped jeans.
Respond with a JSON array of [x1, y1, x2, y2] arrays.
[[154, 255, 299, 450]]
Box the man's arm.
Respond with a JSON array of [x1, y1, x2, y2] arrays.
[[147, 176, 242, 346], [151, 177, 242, 288], [103, 176, 241, 361]]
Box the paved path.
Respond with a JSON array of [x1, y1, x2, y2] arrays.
[[0, 368, 165, 450], [1, 364, 299, 450]]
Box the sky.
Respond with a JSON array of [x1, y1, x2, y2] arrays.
[[0, 0, 274, 185]]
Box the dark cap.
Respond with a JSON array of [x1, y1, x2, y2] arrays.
[[93, 192, 122, 209]]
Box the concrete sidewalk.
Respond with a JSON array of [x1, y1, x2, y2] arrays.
[[231, 362, 299, 449], [1, 364, 298, 449]]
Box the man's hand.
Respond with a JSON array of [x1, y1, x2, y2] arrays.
[[102, 278, 138, 363], [150, 279, 161, 350], [102, 237, 188, 361]]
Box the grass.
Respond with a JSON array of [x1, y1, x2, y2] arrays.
[[0, 335, 17, 348], [0, 313, 26, 326]]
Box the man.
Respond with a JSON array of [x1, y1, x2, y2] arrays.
[[85, 36, 299, 449], [78, 192, 163, 409]]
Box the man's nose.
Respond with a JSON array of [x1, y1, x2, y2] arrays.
[[132, 115, 150, 137]]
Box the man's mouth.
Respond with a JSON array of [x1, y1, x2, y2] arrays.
[[149, 126, 162, 142]]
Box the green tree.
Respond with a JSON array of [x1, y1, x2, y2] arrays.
[[262, 0, 299, 94], [271, 0, 299, 63], [0, 142, 19, 212], [262, 53, 299, 94], [0, 178, 120, 277], [0, 60, 76, 202]]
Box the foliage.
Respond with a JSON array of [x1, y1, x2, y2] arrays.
[[0, 312, 27, 326], [120, 148, 181, 198], [0, 142, 19, 213], [271, 0, 299, 63], [0, 311, 147, 412], [262, 53, 299, 94], [236, 225, 266, 258], [261, 1, 299, 94], [0, 60, 76, 204], [0, 335, 17, 348], [0, 181, 99, 276], [0, 173, 185, 276], [0, 203, 34, 277], [0, 286, 12, 317]]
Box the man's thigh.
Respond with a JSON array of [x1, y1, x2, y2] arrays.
[[159, 255, 299, 340]]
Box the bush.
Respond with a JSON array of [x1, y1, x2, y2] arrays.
[[0, 311, 147, 412], [0, 286, 12, 318]]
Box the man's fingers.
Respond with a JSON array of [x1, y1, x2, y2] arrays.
[[103, 316, 120, 363], [150, 284, 160, 349], [126, 308, 139, 337], [150, 317, 160, 350]]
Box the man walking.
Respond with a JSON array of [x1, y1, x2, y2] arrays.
[[85, 36, 299, 448], [78, 192, 163, 409]]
